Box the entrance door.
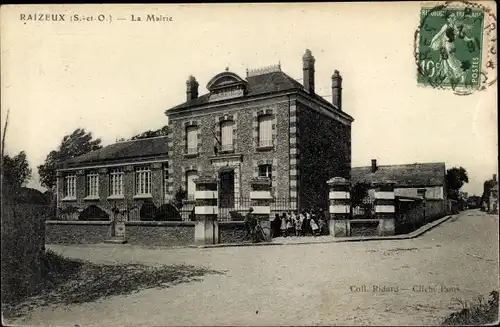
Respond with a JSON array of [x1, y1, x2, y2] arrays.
[[219, 170, 235, 209], [114, 211, 126, 238]]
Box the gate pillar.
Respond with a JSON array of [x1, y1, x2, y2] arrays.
[[327, 177, 351, 237], [250, 177, 272, 241], [374, 180, 396, 236], [194, 175, 219, 245]]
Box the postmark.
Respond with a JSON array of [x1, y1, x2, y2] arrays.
[[414, 1, 497, 95]]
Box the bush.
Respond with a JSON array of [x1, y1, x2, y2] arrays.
[[78, 205, 110, 221], [442, 290, 499, 325], [140, 200, 157, 221], [154, 204, 182, 221]]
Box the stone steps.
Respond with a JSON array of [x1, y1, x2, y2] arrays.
[[104, 237, 127, 244]]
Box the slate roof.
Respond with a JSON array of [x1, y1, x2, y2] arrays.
[[59, 136, 168, 168], [351, 162, 446, 187], [169, 71, 344, 114]]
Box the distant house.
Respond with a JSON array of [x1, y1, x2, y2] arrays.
[[351, 159, 447, 200], [56, 136, 169, 219]]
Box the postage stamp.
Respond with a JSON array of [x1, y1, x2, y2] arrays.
[[415, 1, 497, 95]]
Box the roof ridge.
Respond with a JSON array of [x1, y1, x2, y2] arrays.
[[114, 135, 169, 145]]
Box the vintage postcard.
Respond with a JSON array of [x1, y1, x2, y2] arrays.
[[1, 2, 498, 326]]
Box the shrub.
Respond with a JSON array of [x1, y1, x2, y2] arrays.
[[78, 205, 110, 221], [140, 200, 157, 221], [154, 203, 182, 221]]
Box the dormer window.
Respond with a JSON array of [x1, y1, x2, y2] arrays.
[[206, 72, 247, 102]]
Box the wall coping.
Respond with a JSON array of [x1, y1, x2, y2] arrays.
[[46, 220, 111, 225], [125, 221, 195, 227]]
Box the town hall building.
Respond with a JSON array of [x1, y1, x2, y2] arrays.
[[165, 49, 354, 212]]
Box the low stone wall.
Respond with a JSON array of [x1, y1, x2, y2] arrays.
[[125, 221, 195, 246], [349, 220, 379, 237], [218, 221, 246, 243], [45, 221, 112, 244]]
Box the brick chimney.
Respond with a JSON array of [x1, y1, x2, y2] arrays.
[[332, 70, 342, 110], [186, 75, 199, 101], [371, 159, 378, 173], [302, 49, 315, 94]]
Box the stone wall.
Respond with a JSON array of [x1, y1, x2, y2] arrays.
[[218, 221, 247, 243], [45, 221, 112, 244], [396, 198, 447, 233], [1, 201, 47, 302], [125, 221, 195, 246]]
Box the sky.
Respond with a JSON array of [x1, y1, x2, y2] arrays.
[[1, 3, 497, 196]]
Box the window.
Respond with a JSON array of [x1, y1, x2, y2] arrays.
[[186, 126, 198, 154], [109, 168, 124, 197], [259, 164, 272, 179], [86, 171, 99, 197], [135, 166, 151, 195], [163, 163, 169, 198], [186, 170, 198, 200], [258, 115, 273, 147], [64, 174, 76, 198], [220, 120, 234, 151]]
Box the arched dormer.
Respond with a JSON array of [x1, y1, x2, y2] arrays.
[[207, 71, 247, 102]]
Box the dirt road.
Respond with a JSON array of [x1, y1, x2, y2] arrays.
[[9, 210, 499, 326]]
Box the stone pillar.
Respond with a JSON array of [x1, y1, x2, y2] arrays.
[[250, 177, 272, 241], [327, 177, 351, 237], [194, 175, 219, 245], [374, 180, 396, 236]]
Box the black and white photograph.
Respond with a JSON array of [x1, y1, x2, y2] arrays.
[[1, 2, 498, 326]]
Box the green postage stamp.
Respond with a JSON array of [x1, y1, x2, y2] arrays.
[[416, 2, 497, 94]]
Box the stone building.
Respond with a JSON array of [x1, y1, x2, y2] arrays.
[[351, 160, 447, 200], [165, 49, 354, 212], [56, 137, 169, 219]]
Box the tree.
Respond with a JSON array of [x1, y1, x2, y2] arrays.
[[131, 125, 169, 140], [2, 151, 32, 188], [37, 128, 102, 191], [350, 182, 371, 208], [446, 167, 469, 200]]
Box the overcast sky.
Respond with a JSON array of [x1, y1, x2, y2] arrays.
[[1, 3, 497, 196]]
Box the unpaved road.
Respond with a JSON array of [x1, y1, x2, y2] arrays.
[[8, 210, 499, 326]]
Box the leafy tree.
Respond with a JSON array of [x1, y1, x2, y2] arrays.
[[350, 182, 371, 208], [37, 128, 102, 191], [2, 151, 32, 188], [131, 125, 169, 140], [446, 167, 469, 200]]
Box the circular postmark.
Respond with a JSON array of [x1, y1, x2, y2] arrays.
[[414, 1, 497, 95]]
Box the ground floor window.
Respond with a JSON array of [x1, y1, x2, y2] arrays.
[[135, 166, 151, 195], [64, 174, 76, 198], [186, 170, 197, 200], [109, 168, 124, 196], [258, 164, 272, 179]]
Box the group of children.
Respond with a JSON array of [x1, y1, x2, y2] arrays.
[[271, 209, 329, 237]]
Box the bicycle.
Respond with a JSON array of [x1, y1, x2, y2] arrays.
[[232, 220, 271, 243]]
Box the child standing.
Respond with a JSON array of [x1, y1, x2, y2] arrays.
[[310, 216, 320, 236], [286, 213, 294, 236], [293, 212, 302, 236], [280, 212, 287, 237]]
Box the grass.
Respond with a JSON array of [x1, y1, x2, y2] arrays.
[[442, 291, 499, 326], [2, 249, 223, 320]]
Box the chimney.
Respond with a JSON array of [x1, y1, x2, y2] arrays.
[[302, 49, 315, 94], [371, 159, 377, 173], [186, 75, 199, 101], [494, 174, 497, 181], [332, 70, 342, 110]]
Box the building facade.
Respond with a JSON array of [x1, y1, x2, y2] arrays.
[[165, 49, 354, 212], [56, 137, 169, 219], [351, 159, 447, 200]]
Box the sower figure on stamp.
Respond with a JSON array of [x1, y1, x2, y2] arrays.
[[430, 12, 475, 84]]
